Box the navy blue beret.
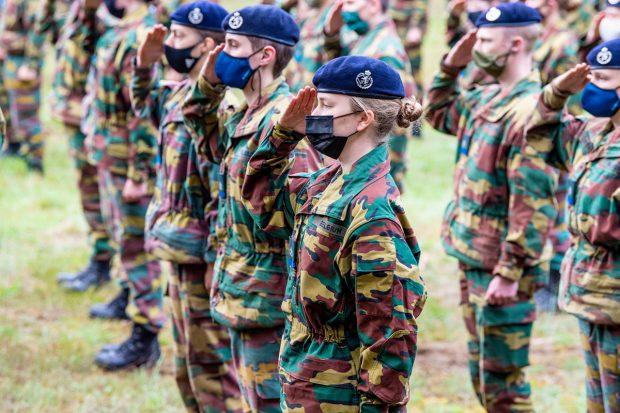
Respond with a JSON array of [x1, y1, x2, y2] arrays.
[[587, 38, 620, 69], [476, 3, 541, 28], [608, 0, 620, 8], [222, 5, 299, 46], [313, 56, 405, 100], [170, 1, 229, 32]]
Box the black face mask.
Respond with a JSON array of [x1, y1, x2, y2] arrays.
[[104, 0, 125, 19], [305, 112, 361, 159]]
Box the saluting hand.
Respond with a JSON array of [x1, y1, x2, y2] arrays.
[[445, 29, 477, 68], [553, 63, 591, 95], [324, 0, 344, 37], [137, 25, 167, 69], [199, 43, 224, 86], [448, 0, 466, 16], [279, 86, 316, 135], [83, 0, 102, 10]]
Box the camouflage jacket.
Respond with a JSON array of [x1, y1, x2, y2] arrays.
[[0, 107, 5, 149], [534, 23, 580, 87], [0, 0, 39, 55], [131, 68, 219, 264], [286, 4, 332, 93], [23, 0, 73, 64], [182, 76, 323, 329], [72, 3, 158, 181], [425, 64, 557, 284], [389, 0, 428, 40], [527, 84, 620, 325], [241, 128, 426, 410]]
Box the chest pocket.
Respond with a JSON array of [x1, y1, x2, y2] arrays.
[[294, 213, 349, 330]]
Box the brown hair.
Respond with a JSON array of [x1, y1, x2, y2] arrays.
[[349, 96, 423, 143]]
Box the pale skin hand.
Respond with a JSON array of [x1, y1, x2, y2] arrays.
[[445, 29, 477, 68], [485, 276, 519, 306], [552, 63, 591, 95], [279, 86, 316, 135], [137, 25, 167, 69], [324, 0, 344, 36], [405, 27, 423, 48], [17, 65, 37, 82], [585, 11, 606, 45], [122, 179, 148, 203], [199, 43, 224, 86]]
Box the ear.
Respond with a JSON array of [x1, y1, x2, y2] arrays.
[[511, 36, 525, 54], [357, 110, 375, 132], [201, 37, 215, 53], [256, 45, 277, 68]]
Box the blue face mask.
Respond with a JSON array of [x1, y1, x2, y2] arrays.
[[215, 48, 263, 89], [581, 82, 620, 118], [104, 0, 124, 19], [164, 42, 201, 74]]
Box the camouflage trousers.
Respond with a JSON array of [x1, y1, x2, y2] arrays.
[[228, 326, 283, 413], [460, 267, 536, 413], [169, 263, 242, 413], [99, 168, 165, 332], [66, 124, 114, 261], [4, 54, 43, 168], [578, 319, 620, 413]]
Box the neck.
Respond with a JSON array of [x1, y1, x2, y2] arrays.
[[497, 56, 532, 90], [338, 133, 376, 171], [189, 57, 205, 82], [242, 68, 276, 106], [611, 110, 620, 129], [366, 12, 384, 30]]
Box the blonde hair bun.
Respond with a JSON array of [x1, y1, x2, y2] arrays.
[[396, 97, 423, 128]]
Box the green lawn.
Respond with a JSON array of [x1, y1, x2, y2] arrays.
[[0, 1, 586, 412]]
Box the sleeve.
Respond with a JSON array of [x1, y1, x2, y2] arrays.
[[491, 118, 559, 282], [182, 75, 228, 164], [200, 158, 220, 263], [409, 0, 429, 33], [525, 83, 587, 172], [130, 60, 165, 128], [424, 57, 467, 137], [0, 107, 5, 149], [241, 123, 312, 239], [321, 28, 343, 62], [446, 10, 466, 47], [66, 5, 99, 68], [350, 218, 426, 413], [119, 44, 158, 183], [23, 0, 55, 66]]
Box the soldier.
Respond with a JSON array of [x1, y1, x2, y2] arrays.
[[323, 0, 417, 192], [389, 0, 428, 133], [69, 0, 164, 371], [285, 0, 333, 93], [241, 55, 427, 412], [182, 5, 322, 412], [446, 0, 493, 48], [526, 41, 620, 413], [425, 3, 557, 411], [0, 0, 45, 172], [130, 2, 243, 411]]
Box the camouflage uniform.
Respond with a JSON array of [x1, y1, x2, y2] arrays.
[[240, 125, 427, 412], [286, 4, 332, 93], [130, 65, 242, 412], [527, 84, 620, 412], [389, 0, 428, 101], [45, 2, 115, 264], [182, 76, 322, 412], [0, 107, 5, 149], [562, 0, 600, 41], [425, 64, 558, 411], [323, 16, 416, 192], [23, 0, 73, 64], [70, 3, 164, 333], [0, 0, 44, 168]]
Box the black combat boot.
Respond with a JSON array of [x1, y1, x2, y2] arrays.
[[89, 288, 130, 321], [61, 259, 111, 292], [94, 324, 160, 371]]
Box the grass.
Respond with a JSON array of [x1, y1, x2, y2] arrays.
[[0, 1, 586, 412]]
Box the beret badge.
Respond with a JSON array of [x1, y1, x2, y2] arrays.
[[188, 7, 204, 25], [229, 12, 243, 29], [356, 70, 373, 90], [597, 47, 613, 65], [485, 7, 501, 22]]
